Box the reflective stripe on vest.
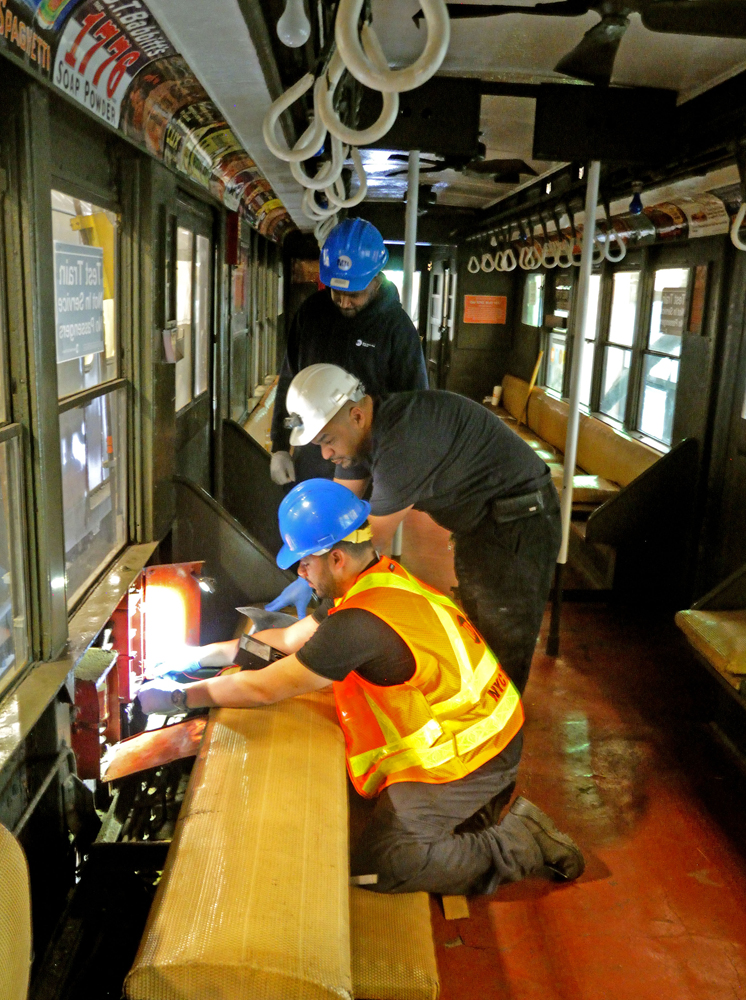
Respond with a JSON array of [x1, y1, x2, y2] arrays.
[[356, 684, 521, 796], [341, 570, 496, 716], [335, 559, 523, 797]]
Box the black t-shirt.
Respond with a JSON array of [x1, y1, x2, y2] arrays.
[[298, 605, 415, 686], [271, 278, 428, 454], [365, 391, 550, 534]]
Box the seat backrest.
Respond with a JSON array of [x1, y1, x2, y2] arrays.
[[501, 375, 531, 420], [576, 416, 660, 487], [0, 823, 31, 1000], [535, 393, 569, 454]]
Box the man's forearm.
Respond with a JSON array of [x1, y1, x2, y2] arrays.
[[185, 670, 275, 709]]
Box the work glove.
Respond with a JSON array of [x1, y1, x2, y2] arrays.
[[265, 577, 313, 618], [270, 450, 296, 485], [137, 677, 188, 715]]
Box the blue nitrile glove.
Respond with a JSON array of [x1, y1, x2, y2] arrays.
[[147, 646, 202, 680], [136, 677, 188, 715], [265, 577, 314, 618]]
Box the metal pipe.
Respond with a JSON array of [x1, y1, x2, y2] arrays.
[[546, 159, 601, 656], [401, 149, 420, 319]]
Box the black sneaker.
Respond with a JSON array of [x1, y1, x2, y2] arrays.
[[509, 796, 585, 881]]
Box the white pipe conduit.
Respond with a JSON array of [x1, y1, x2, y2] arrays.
[[335, 0, 450, 93]]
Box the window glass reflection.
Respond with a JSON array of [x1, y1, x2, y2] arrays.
[[649, 268, 689, 358], [0, 437, 28, 691], [608, 272, 639, 347], [51, 190, 118, 400], [59, 388, 127, 607], [522, 274, 544, 327], [600, 346, 631, 422], [194, 235, 211, 398], [175, 227, 194, 412], [639, 354, 679, 445]]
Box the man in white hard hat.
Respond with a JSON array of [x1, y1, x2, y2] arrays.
[[281, 363, 561, 695], [269, 218, 427, 487]]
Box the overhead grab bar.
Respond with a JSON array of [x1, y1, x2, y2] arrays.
[[317, 46, 399, 146], [335, 0, 450, 94], [263, 73, 327, 163]]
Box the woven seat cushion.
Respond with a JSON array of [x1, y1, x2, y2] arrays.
[[126, 692, 351, 1000], [676, 609, 746, 685], [0, 823, 31, 1000], [350, 888, 439, 1000]]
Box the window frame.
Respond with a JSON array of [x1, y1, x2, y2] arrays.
[[51, 182, 130, 614], [540, 241, 717, 453]]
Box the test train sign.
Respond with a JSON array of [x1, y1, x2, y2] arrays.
[[54, 242, 105, 363]]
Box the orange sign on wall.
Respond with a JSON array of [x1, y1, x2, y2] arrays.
[[463, 294, 507, 324]]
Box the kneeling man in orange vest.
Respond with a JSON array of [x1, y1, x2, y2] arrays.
[[137, 480, 583, 895]]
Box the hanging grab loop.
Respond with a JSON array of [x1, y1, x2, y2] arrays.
[[540, 216, 558, 268], [481, 252, 495, 273], [317, 46, 399, 146], [502, 247, 517, 271], [291, 134, 347, 190], [335, 0, 450, 93], [325, 147, 368, 208], [263, 73, 326, 163], [732, 203, 746, 251], [602, 198, 626, 262], [302, 187, 339, 220], [315, 214, 339, 247], [468, 255, 480, 273]]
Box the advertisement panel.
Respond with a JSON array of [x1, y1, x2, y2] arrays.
[[53, 0, 173, 127]]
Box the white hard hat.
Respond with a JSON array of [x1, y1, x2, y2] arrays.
[[285, 364, 366, 446]]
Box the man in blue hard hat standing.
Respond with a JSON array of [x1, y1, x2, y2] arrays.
[[270, 218, 427, 488]]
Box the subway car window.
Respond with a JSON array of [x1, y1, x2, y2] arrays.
[[51, 191, 118, 398], [53, 189, 127, 609], [599, 270, 639, 421], [637, 267, 691, 444], [579, 273, 602, 407], [522, 273, 544, 326], [175, 227, 194, 412]]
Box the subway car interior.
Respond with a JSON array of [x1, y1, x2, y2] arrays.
[[5, 0, 746, 997]]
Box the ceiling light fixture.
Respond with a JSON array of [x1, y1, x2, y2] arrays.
[[277, 0, 311, 48]]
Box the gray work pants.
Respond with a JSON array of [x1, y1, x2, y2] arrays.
[[350, 733, 542, 895]]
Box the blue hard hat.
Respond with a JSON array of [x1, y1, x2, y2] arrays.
[[319, 219, 389, 293], [277, 479, 371, 570]]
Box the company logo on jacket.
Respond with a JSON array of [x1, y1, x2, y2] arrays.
[[356, 339, 375, 348]]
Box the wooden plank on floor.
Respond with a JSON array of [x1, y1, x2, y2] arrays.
[[442, 895, 470, 920]]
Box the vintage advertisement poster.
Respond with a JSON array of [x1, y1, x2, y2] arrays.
[[54, 241, 105, 362], [660, 287, 688, 337], [0, 0, 294, 240], [53, 0, 174, 127], [0, 0, 63, 76], [673, 193, 730, 238]]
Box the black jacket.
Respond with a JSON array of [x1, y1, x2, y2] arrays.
[[271, 278, 428, 452]]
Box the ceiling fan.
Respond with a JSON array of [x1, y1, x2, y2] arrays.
[[415, 1, 746, 86]]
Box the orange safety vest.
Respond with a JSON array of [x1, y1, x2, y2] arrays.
[[330, 556, 524, 798]]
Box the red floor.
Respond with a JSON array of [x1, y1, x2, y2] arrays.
[[400, 511, 746, 1000]]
